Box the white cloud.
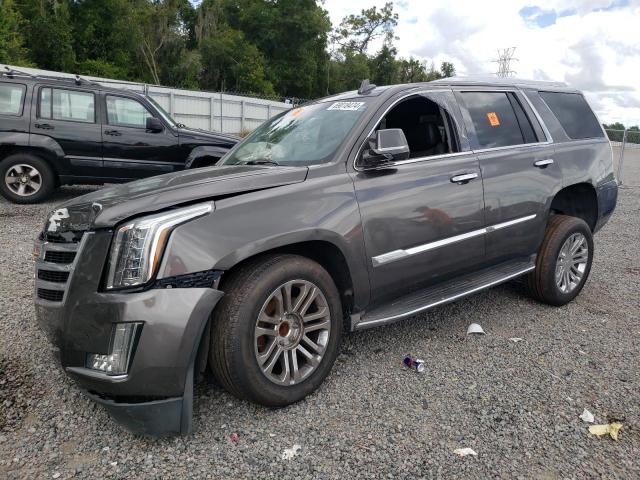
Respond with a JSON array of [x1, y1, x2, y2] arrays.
[[323, 0, 640, 126]]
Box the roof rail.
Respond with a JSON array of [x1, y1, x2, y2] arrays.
[[1, 66, 100, 86], [3, 66, 36, 79]]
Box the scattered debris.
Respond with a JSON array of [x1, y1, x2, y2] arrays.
[[282, 444, 302, 460], [467, 323, 485, 335], [509, 337, 524, 343], [52, 474, 61, 479], [453, 447, 477, 457], [403, 355, 425, 372], [229, 433, 239, 445], [579, 409, 595, 423], [588, 422, 623, 441]]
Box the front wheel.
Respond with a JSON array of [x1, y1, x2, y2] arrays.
[[526, 214, 594, 306], [210, 254, 342, 406]]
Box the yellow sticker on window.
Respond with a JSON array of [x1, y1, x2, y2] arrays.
[[487, 112, 500, 126]]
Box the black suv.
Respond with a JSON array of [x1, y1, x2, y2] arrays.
[[34, 78, 617, 436], [0, 69, 238, 203]]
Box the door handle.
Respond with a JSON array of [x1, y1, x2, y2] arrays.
[[104, 130, 122, 136], [534, 159, 554, 168], [450, 173, 478, 184], [34, 123, 54, 130]]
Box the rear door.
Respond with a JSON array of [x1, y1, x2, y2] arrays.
[[101, 93, 182, 179], [35, 84, 103, 177], [455, 88, 562, 263]]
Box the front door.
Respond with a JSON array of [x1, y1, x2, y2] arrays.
[[455, 89, 563, 263], [352, 91, 486, 304], [101, 93, 181, 180]]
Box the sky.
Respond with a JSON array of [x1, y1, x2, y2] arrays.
[[323, 0, 640, 127]]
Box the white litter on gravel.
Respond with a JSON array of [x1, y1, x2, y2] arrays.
[[453, 447, 477, 457], [281, 444, 301, 460], [579, 408, 595, 423], [467, 323, 486, 335]]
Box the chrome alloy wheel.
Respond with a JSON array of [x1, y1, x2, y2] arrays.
[[555, 232, 589, 294], [254, 279, 331, 386], [5, 164, 42, 197]]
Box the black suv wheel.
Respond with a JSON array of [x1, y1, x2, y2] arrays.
[[0, 153, 56, 204], [210, 254, 342, 406], [526, 214, 594, 306]]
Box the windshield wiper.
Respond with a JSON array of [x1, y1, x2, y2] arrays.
[[243, 160, 280, 166]]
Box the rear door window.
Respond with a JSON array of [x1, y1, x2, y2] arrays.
[[459, 91, 538, 149], [539, 91, 604, 139], [0, 83, 26, 116], [40, 87, 95, 123]]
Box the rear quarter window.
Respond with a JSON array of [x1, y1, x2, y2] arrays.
[[0, 83, 26, 116], [539, 91, 604, 139]]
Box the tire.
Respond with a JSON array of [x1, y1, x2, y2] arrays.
[[210, 254, 342, 407], [526, 214, 594, 306], [0, 153, 56, 204]]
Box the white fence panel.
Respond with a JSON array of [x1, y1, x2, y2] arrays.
[[1, 64, 292, 134]]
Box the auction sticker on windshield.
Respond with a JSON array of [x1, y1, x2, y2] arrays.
[[327, 102, 366, 111]]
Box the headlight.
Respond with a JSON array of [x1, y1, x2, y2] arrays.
[[106, 202, 213, 290]]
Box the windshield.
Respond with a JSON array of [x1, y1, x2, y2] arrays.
[[220, 100, 369, 166], [145, 95, 178, 128]]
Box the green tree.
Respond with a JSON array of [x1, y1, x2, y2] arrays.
[[334, 2, 397, 55], [0, 0, 32, 65], [199, 26, 273, 94], [440, 61, 455, 78], [70, 0, 136, 79], [18, 0, 75, 71], [224, 0, 331, 98], [369, 45, 398, 86]]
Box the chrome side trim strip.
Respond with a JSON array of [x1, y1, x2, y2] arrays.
[[372, 214, 537, 266], [485, 214, 537, 232], [356, 265, 535, 329]]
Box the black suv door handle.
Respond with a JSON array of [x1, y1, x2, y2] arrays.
[[104, 130, 122, 136], [450, 173, 478, 184], [34, 123, 54, 130]]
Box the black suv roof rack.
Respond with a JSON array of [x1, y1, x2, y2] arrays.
[[2, 66, 100, 86]]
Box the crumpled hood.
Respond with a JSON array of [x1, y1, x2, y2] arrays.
[[45, 165, 308, 232]]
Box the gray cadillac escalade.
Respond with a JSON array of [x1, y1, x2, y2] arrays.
[[34, 77, 618, 436]]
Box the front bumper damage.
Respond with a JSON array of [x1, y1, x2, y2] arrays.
[[34, 230, 224, 436]]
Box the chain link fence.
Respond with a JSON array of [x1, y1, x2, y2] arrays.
[[604, 129, 640, 185]]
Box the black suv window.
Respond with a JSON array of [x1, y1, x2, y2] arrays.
[[106, 95, 153, 128], [539, 91, 604, 139], [0, 83, 26, 116], [460, 91, 538, 149], [40, 87, 95, 123]]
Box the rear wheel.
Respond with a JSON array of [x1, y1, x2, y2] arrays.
[[526, 214, 594, 306], [0, 153, 56, 204], [210, 254, 342, 406]]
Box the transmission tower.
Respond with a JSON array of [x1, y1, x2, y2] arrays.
[[493, 47, 518, 78]]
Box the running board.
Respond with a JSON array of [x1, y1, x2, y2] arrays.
[[353, 258, 535, 331]]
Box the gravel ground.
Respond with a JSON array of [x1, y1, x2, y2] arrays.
[[1, 149, 639, 479]]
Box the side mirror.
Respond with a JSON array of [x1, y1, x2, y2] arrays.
[[146, 117, 163, 132], [360, 128, 410, 169]]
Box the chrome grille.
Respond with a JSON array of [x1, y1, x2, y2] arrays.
[[35, 234, 84, 304]]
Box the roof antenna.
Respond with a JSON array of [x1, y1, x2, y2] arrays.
[[358, 79, 376, 95]]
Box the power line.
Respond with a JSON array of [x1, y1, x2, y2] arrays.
[[493, 47, 518, 78]]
